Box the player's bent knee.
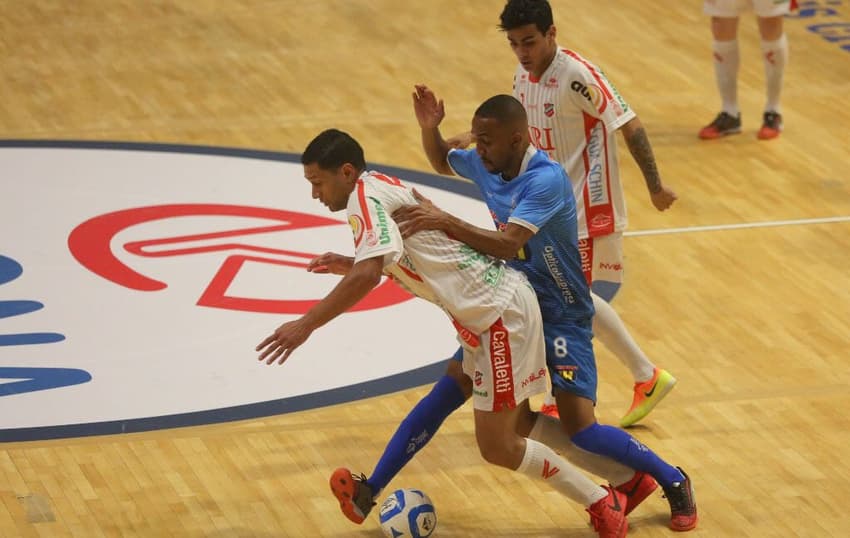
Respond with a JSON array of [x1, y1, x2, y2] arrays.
[[476, 437, 520, 469]]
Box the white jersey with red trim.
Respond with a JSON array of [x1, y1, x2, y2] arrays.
[[347, 170, 524, 335], [512, 48, 636, 239]]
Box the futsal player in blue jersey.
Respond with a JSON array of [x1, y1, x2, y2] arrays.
[[330, 88, 697, 533]]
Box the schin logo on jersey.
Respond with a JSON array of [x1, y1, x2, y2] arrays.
[[585, 126, 610, 207]]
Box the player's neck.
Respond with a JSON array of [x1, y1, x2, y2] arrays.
[[500, 145, 530, 181], [530, 46, 558, 81]]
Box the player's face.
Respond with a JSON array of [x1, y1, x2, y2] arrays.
[[471, 116, 520, 174], [303, 162, 357, 211], [506, 24, 557, 78]]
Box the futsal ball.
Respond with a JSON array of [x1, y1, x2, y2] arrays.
[[378, 488, 437, 538]]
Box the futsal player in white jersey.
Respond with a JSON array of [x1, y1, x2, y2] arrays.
[[698, 0, 796, 140], [257, 129, 630, 536], [486, 0, 678, 427]]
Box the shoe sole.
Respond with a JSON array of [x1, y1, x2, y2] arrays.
[[329, 468, 366, 524], [671, 515, 698, 532], [620, 373, 677, 427], [698, 127, 742, 140]]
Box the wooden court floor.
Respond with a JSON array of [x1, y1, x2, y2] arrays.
[[2, 1, 850, 536]]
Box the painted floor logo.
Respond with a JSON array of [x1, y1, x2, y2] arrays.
[[0, 141, 489, 441]]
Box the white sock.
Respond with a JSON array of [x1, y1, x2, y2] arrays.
[[761, 34, 788, 113], [543, 392, 556, 407], [529, 413, 635, 487], [712, 39, 740, 116], [592, 293, 656, 383], [517, 438, 607, 506]]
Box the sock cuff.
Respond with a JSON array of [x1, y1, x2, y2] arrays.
[[761, 33, 788, 50], [570, 422, 602, 447], [432, 374, 466, 409], [517, 438, 541, 474], [712, 39, 739, 53]]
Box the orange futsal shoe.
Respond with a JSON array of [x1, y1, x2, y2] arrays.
[[329, 467, 375, 524], [620, 368, 677, 427], [540, 402, 560, 419]]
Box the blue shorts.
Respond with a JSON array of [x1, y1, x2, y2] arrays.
[[451, 317, 597, 402], [544, 318, 597, 402]]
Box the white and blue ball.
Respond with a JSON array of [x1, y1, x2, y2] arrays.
[[378, 488, 437, 538]]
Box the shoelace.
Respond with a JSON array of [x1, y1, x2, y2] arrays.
[[712, 112, 738, 127], [351, 474, 376, 513], [763, 112, 781, 126]]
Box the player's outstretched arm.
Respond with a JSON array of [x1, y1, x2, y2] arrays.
[[393, 189, 532, 260], [620, 116, 678, 211], [412, 84, 454, 176], [255, 256, 383, 365]]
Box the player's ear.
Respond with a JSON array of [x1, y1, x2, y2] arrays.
[[511, 129, 523, 148], [547, 25, 557, 41]]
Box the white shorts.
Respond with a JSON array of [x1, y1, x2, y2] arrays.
[[703, 0, 796, 18], [461, 283, 548, 412], [578, 232, 624, 286]]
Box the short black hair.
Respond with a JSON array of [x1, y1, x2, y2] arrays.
[[499, 0, 553, 34], [474, 94, 528, 126], [301, 129, 366, 171]]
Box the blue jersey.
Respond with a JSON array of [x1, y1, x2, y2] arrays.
[[448, 146, 595, 322]]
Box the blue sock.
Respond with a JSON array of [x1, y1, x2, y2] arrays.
[[571, 422, 685, 487], [367, 375, 466, 494]]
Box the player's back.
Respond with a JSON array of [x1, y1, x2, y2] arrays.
[[350, 171, 525, 334]]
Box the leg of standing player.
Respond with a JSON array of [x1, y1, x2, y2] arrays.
[[755, 0, 792, 139], [698, 0, 743, 139]]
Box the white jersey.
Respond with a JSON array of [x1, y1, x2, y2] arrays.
[[347, 170, 524, 335], [513, 48, 636, 239]]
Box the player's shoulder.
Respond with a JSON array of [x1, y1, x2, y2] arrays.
[[557, 48, 602, 77], [526, 153, 568, 190]]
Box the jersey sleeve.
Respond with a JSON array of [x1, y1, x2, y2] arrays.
[[346, 182, 403, 267], [507, 166, 566, 233], [447, 148, 487, 184], [564, 56, 636, 132]]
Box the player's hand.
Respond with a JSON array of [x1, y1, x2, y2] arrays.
[[256, 319, 313, 365], [307, 252, 354, 275], [412, 84, 445, 129], [446, 131, 475, 149], [393, 189, 447, 238], [650, 185, 677, 211]]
